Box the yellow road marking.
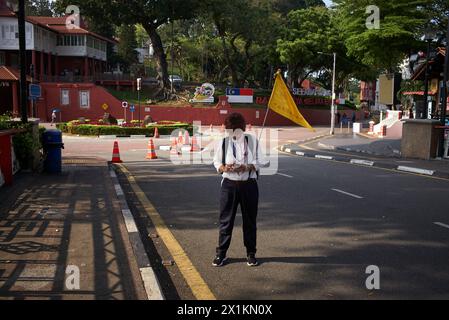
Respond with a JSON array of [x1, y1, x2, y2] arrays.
[[117, 164, 216, 300]]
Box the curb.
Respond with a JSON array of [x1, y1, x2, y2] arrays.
[[317, 141, 402, 158], [109, 165, 165, 300], [279, 144, 449, 180]]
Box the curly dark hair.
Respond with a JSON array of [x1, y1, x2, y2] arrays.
[[224, 113, 246, 131]]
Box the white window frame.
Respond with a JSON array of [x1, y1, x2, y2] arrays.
[[60, 89, 70, 106], [79, 90, 90, 109]]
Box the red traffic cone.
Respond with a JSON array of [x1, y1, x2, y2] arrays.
[[112, 141, 123, 163], [146, 139, 158, 160], [184, 131, 190, 146], [154, 127, 160, 139], [190, 135, 201, 152], [178, 131, 184, 145], [170, 138, 179, 155]]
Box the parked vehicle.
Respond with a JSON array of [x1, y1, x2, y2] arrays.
[[169, 75, 183, 89]]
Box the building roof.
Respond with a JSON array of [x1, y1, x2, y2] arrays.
[[0, 0, 116, 44], [0, 66, 32, 81], [27, 16, 116, 44]]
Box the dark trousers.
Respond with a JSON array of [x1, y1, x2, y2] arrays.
[[217, 178, 259, 257]]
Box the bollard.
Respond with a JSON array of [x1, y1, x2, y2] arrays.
[[368, 121, 375, 134]]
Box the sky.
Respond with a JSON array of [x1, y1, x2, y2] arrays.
[[324, 0, 334, 7]]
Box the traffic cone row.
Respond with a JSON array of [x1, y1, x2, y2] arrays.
[[111, 134, 200, 162], [111, 141, 123, 163], [146, 139, 158, 160]]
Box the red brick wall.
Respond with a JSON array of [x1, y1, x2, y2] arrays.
[[38, 84, 365, 126]]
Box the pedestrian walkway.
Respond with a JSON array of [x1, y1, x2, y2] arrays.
[[0, 157, 147, 300], [318, 134, 402, 158]]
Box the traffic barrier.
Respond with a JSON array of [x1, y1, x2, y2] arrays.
[[112, 141, 123, 163], [379, 125, 387, 138]]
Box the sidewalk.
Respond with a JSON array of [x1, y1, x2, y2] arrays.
[[317, 134, 402, 158], [281, 133, 449, 179], [0, 157, 147, 300]]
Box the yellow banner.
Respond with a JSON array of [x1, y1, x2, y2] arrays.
[[268, 74, 314, 131]]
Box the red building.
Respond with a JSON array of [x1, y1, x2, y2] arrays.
[[0, 0, 120, 120]]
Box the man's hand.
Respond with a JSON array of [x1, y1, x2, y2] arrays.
[[219, 165, 234, 173]]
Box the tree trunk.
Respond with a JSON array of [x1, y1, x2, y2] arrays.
[[144, 23, 170, 91], [215, 20, 240, 87]]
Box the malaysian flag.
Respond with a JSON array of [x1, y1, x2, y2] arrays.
[[226, 88, 254, 104]]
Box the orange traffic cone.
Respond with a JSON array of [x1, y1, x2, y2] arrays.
[[220, 124, 225, 133], [112, 141, 123, 163], [146, 139, 158, 160], [190, 135, 201, 152], [178, 131, 184, 145], [210, 124, 214, 132], [154, 127, 160, 139], [184, 131, 190, 146], [247, 124, 252, 131], [170, 138, 179, 155]]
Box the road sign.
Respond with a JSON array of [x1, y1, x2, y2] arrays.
[[137, 78, 142, 91], [122, 101, 128, 109], [102, 103, 109, 111], [29, 84, 41, 98], [130, 105, 135, 113]]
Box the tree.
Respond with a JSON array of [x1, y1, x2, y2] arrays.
[[116, 24, 138, 72], [277, 6, 337, 88], [55, 0, 202, 92], [334, 0, 431, 72], [205, 0, 280, 87], [274, 0, 325, 15], [26, 0, 54, 16]]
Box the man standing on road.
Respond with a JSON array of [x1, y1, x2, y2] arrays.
[[212, 113, 268, 267]]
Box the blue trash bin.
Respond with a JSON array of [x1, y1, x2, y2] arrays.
[[43, 130, 64, 173]]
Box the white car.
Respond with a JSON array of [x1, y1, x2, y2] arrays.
[[169, 75, 183, 88]]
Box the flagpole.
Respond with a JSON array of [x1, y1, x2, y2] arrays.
[[258, 70, 280, 141], [258, 105, 271, 141]]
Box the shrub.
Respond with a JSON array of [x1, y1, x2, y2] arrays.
[[63, 123, 193, 136]]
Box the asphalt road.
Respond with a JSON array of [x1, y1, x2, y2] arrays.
[[120, 151, 449, 300]]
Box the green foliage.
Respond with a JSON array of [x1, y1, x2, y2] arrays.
[[0, 115, 43, 171], [116, 24, 139, 72], [26, 0, 54, 16], [60, 122, 192, 136], [334, 0, 430, 71], [277, 6, 337, 86]]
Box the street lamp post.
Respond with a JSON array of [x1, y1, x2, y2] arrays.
[[318, 52, 337, 135], [331, 52, 337, 135], [12, 0, 28, 123], [137, 78, 142, 126], [423, 29, 437, 119], [438, 21, 449, 157]]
